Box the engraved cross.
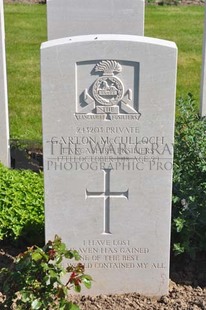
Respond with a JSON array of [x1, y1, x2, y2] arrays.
[[86, 169, 129, 234]]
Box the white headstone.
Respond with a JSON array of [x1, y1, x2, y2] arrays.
[[47, 0, 145, 40], [0, 0, 10, 167], [41, 35, 177, 297], [200, 4, 206, 117]]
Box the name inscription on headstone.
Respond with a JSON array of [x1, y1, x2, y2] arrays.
[[46, 130, 173, 172]]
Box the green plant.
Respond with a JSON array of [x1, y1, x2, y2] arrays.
[[0, 236, 92, 309], [172, 94, 206, 258], [0, 164, 44, 244]]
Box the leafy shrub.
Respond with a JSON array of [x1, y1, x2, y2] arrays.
[[0, 236, 92, 309], [0, 164, 44, 245], [172, 94, 206, 258]]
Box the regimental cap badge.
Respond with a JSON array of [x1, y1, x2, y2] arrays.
[[93, 60, 124, 106], [76, 59, 141, 121]]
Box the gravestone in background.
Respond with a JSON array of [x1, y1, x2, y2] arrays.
[[41, 34, 177, 296], [0, 0, 10, 167], [200, 3, 206, 117], [47, 0, 145, 40]]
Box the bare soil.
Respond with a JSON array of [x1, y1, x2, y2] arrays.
[[70, 284, 206, 310]]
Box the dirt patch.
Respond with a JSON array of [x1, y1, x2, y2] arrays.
[[69, 284, 206, 310]]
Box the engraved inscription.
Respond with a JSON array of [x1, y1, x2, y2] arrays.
[[86, 169, 129, 234], [45, 129, 174, 172], [75, 60, 141, 121], [77, 240, 166, 270]]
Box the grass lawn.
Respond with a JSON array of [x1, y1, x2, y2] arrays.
[[145, 6, 204, 104], [5, 4, 46, 141], [4, 4, 205, 141]]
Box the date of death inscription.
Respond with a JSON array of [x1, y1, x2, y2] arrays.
[[45, 127, 173, 171], [75, 239, 166, 270]]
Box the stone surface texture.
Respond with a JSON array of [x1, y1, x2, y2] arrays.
[[47, 0, 144, 40], [41, 34, 177, 297], [0, 0, 10, 166]]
